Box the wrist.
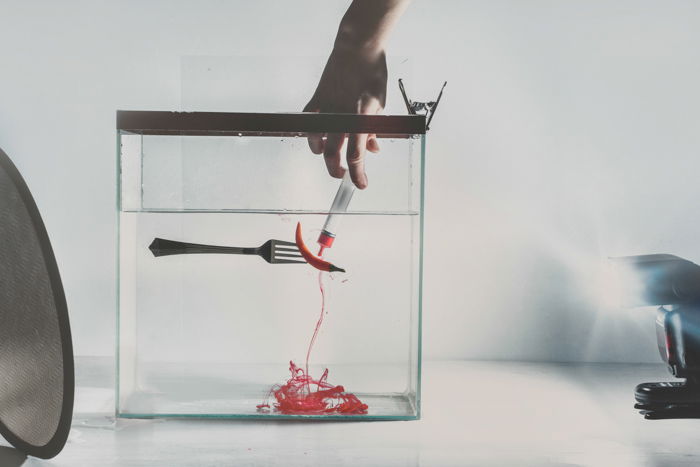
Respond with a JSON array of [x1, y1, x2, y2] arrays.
[[334, 23, 385, 58]]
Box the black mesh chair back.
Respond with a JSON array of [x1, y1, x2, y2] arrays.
[[0, 147, 74, 459]]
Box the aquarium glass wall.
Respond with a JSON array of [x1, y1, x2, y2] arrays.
[[117, 111, 425, 419]]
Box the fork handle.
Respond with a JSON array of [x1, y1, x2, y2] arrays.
[[149, 238, 257, 257]]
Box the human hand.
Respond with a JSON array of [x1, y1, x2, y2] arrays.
[[303, 45, 387, 189]]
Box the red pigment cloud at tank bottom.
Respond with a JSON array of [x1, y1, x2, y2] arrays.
[[256, 258, 367, 415], [256, 361, 368, 415]]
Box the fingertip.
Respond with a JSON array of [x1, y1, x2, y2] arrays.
[[324, 159, 344, 179], [346, 134, 368, 189], [348, 167, 368, 190], [328, 165, 345, 179], [308, 133, 324, 154], [367, 136, 380, 153]]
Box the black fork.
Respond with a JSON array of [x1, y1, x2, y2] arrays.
[[148, 238, 306, 265]]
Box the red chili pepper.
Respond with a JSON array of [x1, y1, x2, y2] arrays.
[[295, 222, 345, 273]]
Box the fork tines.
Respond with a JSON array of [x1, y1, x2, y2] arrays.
[[271, 240, 306, 264]]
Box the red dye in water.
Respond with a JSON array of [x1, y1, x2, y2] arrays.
[[257, 272, 368, 415], [256, 361, 367, 414]]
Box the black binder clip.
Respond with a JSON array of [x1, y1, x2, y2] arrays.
[[398, 79, 446, 131]]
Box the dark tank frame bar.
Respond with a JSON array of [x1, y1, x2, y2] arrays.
[[117, 111, 426, 138]]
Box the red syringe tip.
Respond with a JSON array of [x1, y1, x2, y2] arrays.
[[317, 230, 335, 257]]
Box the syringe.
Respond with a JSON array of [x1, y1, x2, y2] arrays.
[[317, 171, 356, 256]]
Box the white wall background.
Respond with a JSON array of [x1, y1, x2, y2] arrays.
[[1, 0, 700, 363]]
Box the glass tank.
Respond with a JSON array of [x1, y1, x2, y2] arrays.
[[117, 111, 425, 420]]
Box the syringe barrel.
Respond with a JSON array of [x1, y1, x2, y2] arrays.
[[318, 172, 355, 248]]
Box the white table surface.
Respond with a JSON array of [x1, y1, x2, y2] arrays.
[[3, 360, 698, 466]]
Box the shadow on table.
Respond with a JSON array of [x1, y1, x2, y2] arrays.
[[0, 446, 26, 466]]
